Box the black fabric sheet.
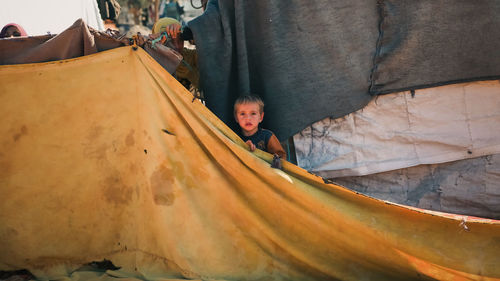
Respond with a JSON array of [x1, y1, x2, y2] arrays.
[[189, 0, 378, 141], [370, 0, 500, 94], [189, 0, 500, 141]]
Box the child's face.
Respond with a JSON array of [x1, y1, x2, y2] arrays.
[[235, 102, 264, 136]]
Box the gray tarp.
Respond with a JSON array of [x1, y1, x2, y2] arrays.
[[332, 154, 500, 220], [189, 0, 500, 141], [370, 0, 500, 94], [189, 0, 378, 140]]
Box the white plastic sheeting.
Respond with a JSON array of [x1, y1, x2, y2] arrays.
[[294, 81, 500, 178], [0, 0, 104, 36]]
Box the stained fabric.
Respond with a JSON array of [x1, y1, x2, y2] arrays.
[[188, 0, 378, 141], [370, 0, 500, 94], [1, 46, 500, 281], [188, 0, 500, 141]]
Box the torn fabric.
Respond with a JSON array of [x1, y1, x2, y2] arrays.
[[294, 81, 500, 177]]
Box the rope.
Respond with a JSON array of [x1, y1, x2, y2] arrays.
[[151, 32, 169, 49]]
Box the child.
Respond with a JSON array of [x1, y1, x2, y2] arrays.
[[234, 95, 286, 160]]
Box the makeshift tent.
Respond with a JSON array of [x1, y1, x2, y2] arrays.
[[0, 0, 105, 36], [1, 46, 500, 281]]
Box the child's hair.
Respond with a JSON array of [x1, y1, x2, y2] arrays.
[[234, 94, 265, 114]]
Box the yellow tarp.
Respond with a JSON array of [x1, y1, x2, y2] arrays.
[[1, 46, 499, 281]]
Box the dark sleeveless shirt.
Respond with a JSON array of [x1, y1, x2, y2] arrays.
[[239, 128, 273, 152]]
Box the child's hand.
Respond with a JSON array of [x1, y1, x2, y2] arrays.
[[246, 140, 256, 152], [166, 23, 182, 39]]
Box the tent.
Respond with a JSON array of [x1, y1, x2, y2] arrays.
[[1, 0, 500, 278], [1, 45, 500, 281]]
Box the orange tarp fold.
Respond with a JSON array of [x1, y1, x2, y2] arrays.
[[0, 47, 499, 281]]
